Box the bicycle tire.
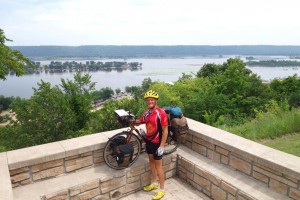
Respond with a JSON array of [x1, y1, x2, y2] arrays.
[[103, 131, 142, 170], [163, 130, 180, 155]]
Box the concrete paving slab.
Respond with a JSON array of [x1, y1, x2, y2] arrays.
[[120, 177, 211, 200]]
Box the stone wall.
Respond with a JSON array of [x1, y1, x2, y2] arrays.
[[41, 154, 176, 200], [1, 118, 300, 200], [10, 149, 104, 188], [177, 155, 254, 200], [184, 118, 300, 200]]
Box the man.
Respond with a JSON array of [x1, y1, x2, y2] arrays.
[[134, 90, 168, 200]]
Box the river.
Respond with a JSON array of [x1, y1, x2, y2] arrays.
[[0, 56, 300, 98]]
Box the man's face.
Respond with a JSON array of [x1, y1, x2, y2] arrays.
[[145, 98, 157, 109]]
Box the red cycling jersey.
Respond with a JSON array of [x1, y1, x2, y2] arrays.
[[139, 106, 168, 144]]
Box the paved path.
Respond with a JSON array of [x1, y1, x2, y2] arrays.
[[120, 177, 211, 200]]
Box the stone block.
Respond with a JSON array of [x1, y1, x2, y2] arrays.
[[229, 155, 251, 175], [178, 170, 186, 180], [65, 155, 80, 161], [216, 146, 229, 156], [9, 167, 29, 176], [20, 178, 32, 185], [127, 165, 145, 178], [162, 161, 176, 172], [289, 188, 300, 200], [254, 162, 282, 176], [252, 171, 269, 184], [181, 158, 194, 173], [187, 171, 193, 181], [140, 172, 151, 186], [71, 188, 99, 200], [70, 179, 99, 196], [185, 141, 192, 149], [100, 176, 126, 193], [125, 180, 141, 193], [269, 179, 288, 195], [127, 175, 140, 184], [220, 181, 237, 196], [253, 166, 297, 187], [162, 156, 172, 166], [207, 150, 221, 163], [32, 166, 64, 181], [194, 165, 221, 186], [94, 157, 104, 164], [46, 190, 68, 200], [32, 159, 63, 173], [283, 174, 299, 184], [92, 193, 109, 200], [191, 143, 207, 156], [65, 155, 93, 172], [165, 169, 176, 179], [11, 172, 30, 183], [193, 173, 211, 191], [193, 136, 215, 150], [211, 184, 226, 200], [81, 152, 92, 157], [221, 155, 229, 165]]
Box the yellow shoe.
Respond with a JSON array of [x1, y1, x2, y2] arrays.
[[152, 190, 165, 200], [143, 183, 158, 192]]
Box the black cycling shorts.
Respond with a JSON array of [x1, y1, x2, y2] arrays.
[[145, 140, 162, 160]]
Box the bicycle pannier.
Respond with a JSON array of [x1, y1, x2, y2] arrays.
[[110, 136, 126, 151], [115, 143, 134, 167], [170, 116, 189, 143]]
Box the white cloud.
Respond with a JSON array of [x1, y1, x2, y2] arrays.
[[1, 0, 300, 45]]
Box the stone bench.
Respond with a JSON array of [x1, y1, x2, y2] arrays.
[[182, 118, 300, 200], [177, 145, 289, 199], [1, 118, 300, 200]]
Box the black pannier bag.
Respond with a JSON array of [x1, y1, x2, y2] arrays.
[[115, 143, 134, 167], [110, 135, 126, 151]]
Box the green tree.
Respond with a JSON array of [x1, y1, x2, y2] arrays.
[[93, 87, 114, 100], [61, 72, 96, 129], [10, 81, 76, 145], [115, 88, 121, 95], [0, 29, 34, 80]]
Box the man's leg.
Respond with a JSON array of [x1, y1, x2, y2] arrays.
[[148, 154, 157, 183], [143, 154, 159, 192], [154, 159, 164, 190]]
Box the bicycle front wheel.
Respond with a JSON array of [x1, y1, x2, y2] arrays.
[[103, 131, 142, 170]]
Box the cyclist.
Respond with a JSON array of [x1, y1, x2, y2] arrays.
[[133, 90, 168, 200]]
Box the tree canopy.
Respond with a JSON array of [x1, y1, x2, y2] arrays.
[[0, 29, 34, 80]]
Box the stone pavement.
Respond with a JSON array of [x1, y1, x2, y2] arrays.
[[120, 177, 211, 200]]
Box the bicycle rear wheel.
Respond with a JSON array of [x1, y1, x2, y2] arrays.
[[103, 131, 142, 170], [163, 130, 180, 155]]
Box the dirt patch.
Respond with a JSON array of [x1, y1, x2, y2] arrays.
[[0, 110, 16, 126]]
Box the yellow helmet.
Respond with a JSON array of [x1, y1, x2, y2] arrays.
[[144, 90, 159, 99]]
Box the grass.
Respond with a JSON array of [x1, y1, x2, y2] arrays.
[[220, 109, 300, 157], [222, 109, 300, 141], [259, 133, 300, 157]]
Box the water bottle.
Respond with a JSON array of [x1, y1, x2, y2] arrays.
[[140, 129, 146, 139]]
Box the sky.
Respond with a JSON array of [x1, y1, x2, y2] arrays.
[[1, 0, 300, 46]]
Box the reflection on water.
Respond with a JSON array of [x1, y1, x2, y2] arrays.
[[0, 56, 299, 98]]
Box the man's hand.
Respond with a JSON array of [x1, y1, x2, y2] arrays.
[[157, 147, 164, 156]]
